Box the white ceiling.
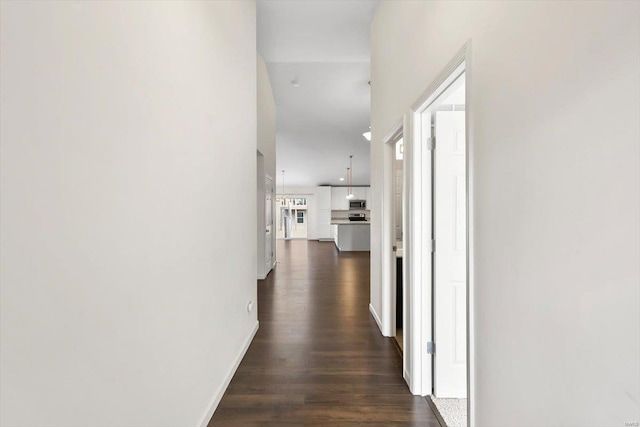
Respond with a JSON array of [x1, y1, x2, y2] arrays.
[[258, 0, 379, 187]]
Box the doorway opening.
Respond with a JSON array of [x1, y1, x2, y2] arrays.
[[381, 120, 404, 352], [257, 152, 276, 280], [276, 196, 309, 240], [424, 71, 467, 427], [265, 175, 275, 275], [398, 52, 470, 425], [393, 137, 405, 352], [381, 46, 472, 426]]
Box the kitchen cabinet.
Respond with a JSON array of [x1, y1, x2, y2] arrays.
[[316, 186, 333, 240], [316, 186, 331, 210], [331, 186, 371, 210], [331, 222, 371, 251], [331, 187, 349, 210], [350, 187, 365, 201], [317, 208, 332, 240]]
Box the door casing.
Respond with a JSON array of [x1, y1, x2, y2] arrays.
[[379, 41, 475, 425], [265, 175, 274, 274]]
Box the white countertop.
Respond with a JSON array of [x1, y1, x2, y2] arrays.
[[331, 220, 371, 225]]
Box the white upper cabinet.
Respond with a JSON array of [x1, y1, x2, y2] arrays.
[[316, 186, 332, 210], [331, 186, 370, 210], [331, 187, 349, 210], [352, 187, 367, 201]]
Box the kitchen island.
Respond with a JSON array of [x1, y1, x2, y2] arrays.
[[331, 220, 371, 251]]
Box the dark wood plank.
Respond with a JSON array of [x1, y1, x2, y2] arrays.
[[208, 240, 438, 426]]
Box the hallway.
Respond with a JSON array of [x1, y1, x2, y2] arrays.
[[209, 241, 439, 426]]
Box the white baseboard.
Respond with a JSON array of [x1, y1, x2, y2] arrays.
[[369, 304, 384, 334], [258, 260, 276, 280], [404, 369, 412, 393], [198, 321, 259, 427]]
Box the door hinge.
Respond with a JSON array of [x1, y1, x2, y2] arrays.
[[427, 137, 435, 151], [430, 239, 435, 253], [427, 341, 435, 355]]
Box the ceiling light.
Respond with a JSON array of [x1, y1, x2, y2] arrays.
[[362, 131, 371, 142], [339, 177, 344, 181], [291, 80, 299, 87]]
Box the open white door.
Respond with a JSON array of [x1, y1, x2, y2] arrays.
[[433, 110, 467, 398]]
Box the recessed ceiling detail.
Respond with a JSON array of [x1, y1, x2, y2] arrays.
[[258, 0, 378, 187]]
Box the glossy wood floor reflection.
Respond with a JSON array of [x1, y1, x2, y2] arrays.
[[209, 240, 439, 426]]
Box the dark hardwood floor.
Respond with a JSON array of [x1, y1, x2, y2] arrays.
[[209, 240, 439, 426]]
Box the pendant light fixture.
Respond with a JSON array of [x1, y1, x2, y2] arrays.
[[345, 167, 352, 200], [281, 170, 287, 207], [281, 170, 285, 194], [346, 155, 354, 200]]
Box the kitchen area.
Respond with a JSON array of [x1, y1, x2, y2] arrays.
[[330, 186, 371, 252], [275, 184, 371, 251]]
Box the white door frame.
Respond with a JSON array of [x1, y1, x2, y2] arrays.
[[404, 41, 475, 425], [265, 174, 275, 274], [382, 108, 429, 394], [382, 121, 404, 340]]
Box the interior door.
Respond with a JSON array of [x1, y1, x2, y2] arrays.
[[265, 176, 273, 272], [433, 110, 467, 398]]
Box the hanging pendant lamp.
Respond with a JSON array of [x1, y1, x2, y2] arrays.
[[346, 156, 354, 200]]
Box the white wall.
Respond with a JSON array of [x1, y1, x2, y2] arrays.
[[258, 54, 276, 181], [371, 2, 640, 426], [0, 2, 258, 426], [257, 54, 277, 278]]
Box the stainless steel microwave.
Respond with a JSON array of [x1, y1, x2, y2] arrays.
[[349, 200, 366, 210]]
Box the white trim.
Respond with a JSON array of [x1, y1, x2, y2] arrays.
[[404, 108, 425, 395], [403, 369, 412, 391], [410, 46, 468, 113], [369, 303, 383, 333], [382, 119, 404, 144], [260, 260, 275, 280], [404, 41, 475, 402], [381, 120, 404, 339], [465, 40, 476, 427], [198, 321, 259, 427]]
